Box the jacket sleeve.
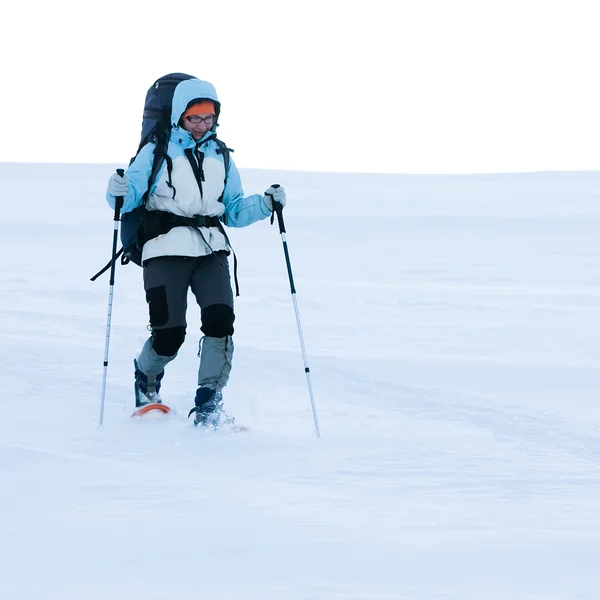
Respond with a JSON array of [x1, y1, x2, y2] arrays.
[[105, 142, 156, 214], [221, 157, 271, 227]]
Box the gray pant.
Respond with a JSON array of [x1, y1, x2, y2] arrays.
[[136, 252, 235, 391]]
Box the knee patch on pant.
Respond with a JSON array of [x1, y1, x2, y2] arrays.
[[146, 286, 169, 327], [201, 304, 235, 337], [152, 326, 186, 356]]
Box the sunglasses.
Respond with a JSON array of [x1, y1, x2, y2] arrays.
[[185, 115, 216, 126]]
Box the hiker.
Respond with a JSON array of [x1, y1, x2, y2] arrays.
[[105, 76, 286, 427]]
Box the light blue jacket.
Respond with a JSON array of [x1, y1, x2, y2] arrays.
[[107, 78, 271, 229]]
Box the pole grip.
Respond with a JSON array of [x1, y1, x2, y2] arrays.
[[274, 203, 286, 234], [113, 168, 125, 219], [267, 183, 286, 233]]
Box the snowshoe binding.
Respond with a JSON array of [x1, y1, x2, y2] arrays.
[[132, 360, 170, 417], [188, 386, 235, 430]]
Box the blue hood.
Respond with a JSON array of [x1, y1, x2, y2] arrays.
[[171, 79, 220, 128]]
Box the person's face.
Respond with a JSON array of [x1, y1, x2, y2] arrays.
[[181, 113, 216, 140]]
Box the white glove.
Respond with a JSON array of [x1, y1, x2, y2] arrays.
[[263, 185, 287, 211], [107, 172, 129, 197]]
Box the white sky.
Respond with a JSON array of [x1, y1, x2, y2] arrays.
[[2, 0, 598, 173]]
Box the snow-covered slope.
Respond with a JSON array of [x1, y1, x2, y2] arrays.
[[1, 164, 599, 599]]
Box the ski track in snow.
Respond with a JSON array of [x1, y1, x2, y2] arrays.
[[1, 164, 600, 599]]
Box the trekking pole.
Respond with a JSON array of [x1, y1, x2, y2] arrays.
[[99, 168, 125, 426], [267, 185, 321, 438]]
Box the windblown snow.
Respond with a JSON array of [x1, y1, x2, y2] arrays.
[[1, 164, 599, 599]]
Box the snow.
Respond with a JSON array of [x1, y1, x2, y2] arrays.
[[1, 163, 600, 599]]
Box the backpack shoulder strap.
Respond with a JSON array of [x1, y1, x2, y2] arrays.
[[144, 131, 172, 203], [214, 138, 233, 184]]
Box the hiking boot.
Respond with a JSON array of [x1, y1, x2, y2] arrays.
[[188, 386, 223, 428], [134, 359, 164, 407]]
